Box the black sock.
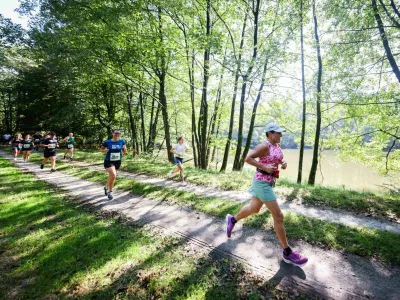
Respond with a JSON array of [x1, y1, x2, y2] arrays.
[[283, 247, 292, 256], [232, 217, 237, 224]]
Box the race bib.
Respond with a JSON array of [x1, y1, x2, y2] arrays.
[[34, 139, 39, 142], [110, 152, 121, 161], [48, 144, 56, 149], [67, 144, 73, 148], [23, 144, 30, 149]]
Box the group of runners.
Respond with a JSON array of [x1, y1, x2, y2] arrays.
[[5, 132, 75, 172], [4, 122, 308, 267]]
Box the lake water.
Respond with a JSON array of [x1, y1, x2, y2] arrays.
[[242, 149, 390, 192]]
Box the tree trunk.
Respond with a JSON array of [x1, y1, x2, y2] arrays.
[[156, 8, 173, 162], [233, 0, 261, 171], [139, 91, 147, 152], [8, 91, 13, 134], [297, 0, 307, 183], [147, 85, 160, 154], [211, 109, 222, 162], [238, 59, 269, 170], [308, 0, 323, 185], [372, 0, 400, 83], [190, 51, 199, 167], [206, 50, 226, 165], [220, 8, 249, 172], [198, 0, 211, 169], [125, 84, 138, 151]]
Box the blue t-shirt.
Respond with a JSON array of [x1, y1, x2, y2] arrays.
[[103, 139, 126, 161]]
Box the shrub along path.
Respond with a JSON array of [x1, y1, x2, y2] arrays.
[[1, 150, 400, 299], [60, 156, 400, 235]]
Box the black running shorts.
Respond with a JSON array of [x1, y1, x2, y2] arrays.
[[44, 152, 56, 158], [104, 160, 121, 170]]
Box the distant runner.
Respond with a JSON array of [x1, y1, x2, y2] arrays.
[[21, 134, 34, 162], [10, 134, 23, 160], [63, 132, 75, 161], [33, 132, 42, 152], [40, 132, 59, 172], [168, 136, 189, 185], [100, 129, 127, 200], [225, 122, 308, 268]]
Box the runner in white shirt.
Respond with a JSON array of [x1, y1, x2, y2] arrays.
[[168, 137, 189, 185]]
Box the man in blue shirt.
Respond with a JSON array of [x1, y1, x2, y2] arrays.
[[100, 129, 127, 200]]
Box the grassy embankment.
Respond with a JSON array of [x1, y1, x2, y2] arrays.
[[16, 150, 400, 265], [0, 157, 289, 299], [71, 149, 400, 221]]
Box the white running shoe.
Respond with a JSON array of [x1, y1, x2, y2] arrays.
[[168, 170, 174, 179]]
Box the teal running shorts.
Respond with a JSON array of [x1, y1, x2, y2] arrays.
[[248, 178, 277, 202]]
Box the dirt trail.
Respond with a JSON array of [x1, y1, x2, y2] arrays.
[[2, 151, 400, 299]]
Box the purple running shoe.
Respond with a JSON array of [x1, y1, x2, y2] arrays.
[[283, 250, 308, 267], [226, 214, 235, 238]]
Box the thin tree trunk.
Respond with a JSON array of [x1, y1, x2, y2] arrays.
[[206, 50, 226, 165], [190, 51, 199, 167], [198, 0, 211, 169], [8, 91, 13, 134], [233, 0, 261, 171], [211, 109, 222, 162], [297, 0, 307, 183], [238, 59, 269, 170], [308, 0, 323, 185], [147, 84, 159, 154], [220, 8, 249, 172], [156, 8, 173, 162], [139, 91, 147, 152], [372, 0, 400, 83], [125, 84, 138, 151]]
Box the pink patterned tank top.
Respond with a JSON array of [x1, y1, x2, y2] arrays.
[[254, 140, 284, 184]]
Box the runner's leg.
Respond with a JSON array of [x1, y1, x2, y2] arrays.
[[234, 197, 264, 221], [106, 166, 117, 191], [50, 156, 56, 170], [178, 164, 184, 181], [264, 200, 289, 249]]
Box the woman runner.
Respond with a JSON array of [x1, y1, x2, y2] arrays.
[[40, 132, 59, 172], [100, 129, 127, 200], [21, 134, 34, 161], [225, 122, 308, 268], [63, 132, 75, 161], [10, 134, 23, 160], [168, 136, 189, 185]]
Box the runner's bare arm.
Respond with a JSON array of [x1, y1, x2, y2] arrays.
[[244, 143, 276, 173], [100, 146, 108, 152], [122, 145, 127, 155]]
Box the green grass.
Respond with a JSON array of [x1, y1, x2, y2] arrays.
[[22, 156, 400, 265], [69, 149, 400, 220], [0, 157, 296, 299]]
